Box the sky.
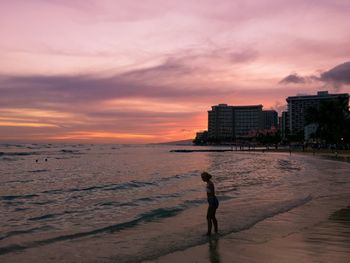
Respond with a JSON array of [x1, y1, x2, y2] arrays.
[[1, 0, 350, 143]]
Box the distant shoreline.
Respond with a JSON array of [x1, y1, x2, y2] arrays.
[[170, 147, 350, 163]]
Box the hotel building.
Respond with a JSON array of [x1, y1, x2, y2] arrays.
[[262, 110, 278, 130], [208, 104, 234, 141], [233, 105, 263, 138], [208, 104, 272, 141], [286, 91, 349, 136]]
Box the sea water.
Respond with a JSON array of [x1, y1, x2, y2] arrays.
[[0, 144, 349, 262]]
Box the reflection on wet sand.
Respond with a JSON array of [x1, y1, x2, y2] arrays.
[[208, 238, 221, 263], [300, 206, 350, 261], [153, 200, 350, 263]]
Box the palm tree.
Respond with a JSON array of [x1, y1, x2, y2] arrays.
[[305, 97, 349, 144]]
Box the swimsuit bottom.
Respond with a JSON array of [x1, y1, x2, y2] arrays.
[[208, 196, 219, 209]]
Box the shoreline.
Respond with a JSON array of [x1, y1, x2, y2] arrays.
[[146, 194, 350, 263], [147, 153, 350, 263], [171, 147, 350, 163]]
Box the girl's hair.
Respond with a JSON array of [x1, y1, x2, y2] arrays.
[[201, 172, 212, 180]]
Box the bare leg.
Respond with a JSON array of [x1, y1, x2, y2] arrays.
[[207, 218, 212, 235], [207, 206, 217, 235], [213, 217, 218, 233], [207, 206, 213, 235], [212, 208, 218, 232]]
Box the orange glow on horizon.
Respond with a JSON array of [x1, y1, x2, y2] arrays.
[[1, 108, 74, 119], [103, 98, 202, 113], [0, 121, 58, 128], [49, 131, 156, 141]]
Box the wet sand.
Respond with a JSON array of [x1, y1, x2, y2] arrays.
[[147, 194, 350, 263]]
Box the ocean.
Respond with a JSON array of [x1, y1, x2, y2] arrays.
[[0, 144, 349, 262]]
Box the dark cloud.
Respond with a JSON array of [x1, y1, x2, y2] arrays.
[[320, 61, 350, 86], [121, 58, 194, 80], [188, 48, 259, 64], [279, 61, 350, 89], [227, 49, 259, 63], [121, 48, 259, 83], [1, 46, 259, 109], [279, 73, 306, 84], [0, 66, 224, 109], [0, 55, 236, 127]]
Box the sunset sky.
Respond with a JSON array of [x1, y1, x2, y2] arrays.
[[1, 0, 350, 143]]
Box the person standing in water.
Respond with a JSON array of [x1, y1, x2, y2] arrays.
[[201, 172, 219, 236]]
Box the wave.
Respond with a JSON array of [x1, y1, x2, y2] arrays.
[[0, 195, 312, 258], [0, 206, 184, 255], [26, 208, 81, 221], [28, 169, 49, 173], [155, 171, 200, 185], [0, 151, 38, 156], [122, 195, 313, 263], [28, 214, 57, 221], [97, 192, 182, 208], [276, 159, 301, 171], [14, 207, 29, 212], [0, 226, 54, 241], [30, 200, 55, 205], [220, 195, 312, 234], [184, 198, 206, 206], [0, 144, 26, 148], [3, 179, 33, 184], [41, 180, 157, 195], [0, 157, 19, 161], [0, 194, 39, 201], [60, 149, 83, 154]]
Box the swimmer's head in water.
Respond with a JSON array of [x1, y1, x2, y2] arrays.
[[201, 172, 212, 181]]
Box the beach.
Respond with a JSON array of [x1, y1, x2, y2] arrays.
[[147, 149, 350, 263], [148, 194, 350, 263], [1, 144, 350, 262]]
